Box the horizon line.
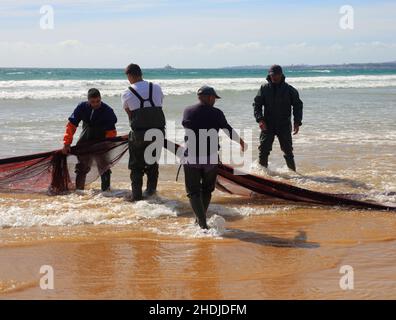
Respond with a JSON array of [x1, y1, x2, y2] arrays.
[[1, 60, 396, 70]]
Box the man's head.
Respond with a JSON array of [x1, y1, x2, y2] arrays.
[[268, 64, 283, 84], [125, 63, 143, 84], [87, 88, 102, 109], [197, 86, 221, 106]]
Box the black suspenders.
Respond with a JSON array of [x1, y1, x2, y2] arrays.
[[128, 82, 156, 109]]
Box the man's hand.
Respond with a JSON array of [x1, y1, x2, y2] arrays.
[[240, 139, 247, 153], [259, 120, 267, 131], [62, 144, 71, 155], [293, 124, 300, 135]]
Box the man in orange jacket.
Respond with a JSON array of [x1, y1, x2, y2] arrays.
[[62, 88, 118, 191]]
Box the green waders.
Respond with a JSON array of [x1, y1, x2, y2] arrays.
[[128, 130, 162, 201], [126, 82, 166, 201]]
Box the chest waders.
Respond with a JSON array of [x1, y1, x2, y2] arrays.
[[128, 82, 166, 201], [75, 117, 112, 191]]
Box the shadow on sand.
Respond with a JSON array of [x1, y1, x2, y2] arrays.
[[223, 229, 320, 249]]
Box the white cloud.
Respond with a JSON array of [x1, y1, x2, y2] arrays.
[[0, 2, 396, 67], [1, 40, 396, 68], [59, 40, 82, 47]]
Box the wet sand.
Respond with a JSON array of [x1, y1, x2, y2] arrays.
[[1, 196, 396, 299]]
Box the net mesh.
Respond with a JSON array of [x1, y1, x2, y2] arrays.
[[0, 136, 394, 211]]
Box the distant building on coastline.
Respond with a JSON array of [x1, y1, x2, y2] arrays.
[[164, 64, 176, 70]]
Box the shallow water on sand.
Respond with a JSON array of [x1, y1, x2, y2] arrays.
[[0, 86, 395, 299], [1, 207, 396, 299], [1, 164, 396, 299]]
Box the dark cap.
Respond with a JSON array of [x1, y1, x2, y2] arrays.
[[197, 86, 221, 99], [268, 64, 283, 75]]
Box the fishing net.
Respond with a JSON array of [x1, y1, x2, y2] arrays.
[[0, 136, 130, 194], [0, 136, 394, 211]]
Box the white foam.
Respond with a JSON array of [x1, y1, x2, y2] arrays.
[[210, 203, 294, 217], [146, 214, 227, 239], [1, 75, 396, 99], [0, 189, 180, 229], [0, 183, 301, 243], [247, 159, 396, 206]]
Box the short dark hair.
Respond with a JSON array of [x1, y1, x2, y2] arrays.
[[87, 88, 101, 99], [125, 63, 142, 77]]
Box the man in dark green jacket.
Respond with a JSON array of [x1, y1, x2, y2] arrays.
[[253, 65, 303, 171]]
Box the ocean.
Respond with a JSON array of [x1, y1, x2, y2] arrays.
[[1, 66, 396, 299]]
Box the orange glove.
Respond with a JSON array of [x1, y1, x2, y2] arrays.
[[63, 122, 77, 145], [105, 130, 117, 138]]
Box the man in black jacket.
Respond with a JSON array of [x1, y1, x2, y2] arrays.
[[253, 65, 303, 171]]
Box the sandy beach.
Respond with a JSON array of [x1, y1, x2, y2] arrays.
[[1, 167, 396, 300], [2, 208, 396, 299], [1, 72, 395, 300]]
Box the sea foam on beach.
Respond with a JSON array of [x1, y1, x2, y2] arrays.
[[0, 186, 293, 240]]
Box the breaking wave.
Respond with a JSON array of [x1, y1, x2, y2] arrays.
[[1, 75, 396, 99]]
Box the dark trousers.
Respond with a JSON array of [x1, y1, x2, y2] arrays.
[[184, 165, 218, 228], [184, 165, 218, 198], [75, 154, 111, 191], [129, 130, 162, 199], [259, 125, 294, 164]]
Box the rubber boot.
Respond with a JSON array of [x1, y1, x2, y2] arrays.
[[259, 156, 268, 168], [100, 170, 111, 192], [143, 164, 158, 197], [284, 155, 296, 171], [195, 192, 213, 225], [75, 173, 87, 190], [130, 170, 143, 202], [201, 192, 212, 214], [192, 193, 212, 225], [189, 196, 208, 229]]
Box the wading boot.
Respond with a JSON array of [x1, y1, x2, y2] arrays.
[[284, 155, 296, 172], [143, 165, 158, 197], [100, 170, 111, 192], [131, 170, 143, 202], [201, 192, 212, 214], [189, 196, 208, 229], [259, 156, 268, 168], [75, 173, 86, 190]]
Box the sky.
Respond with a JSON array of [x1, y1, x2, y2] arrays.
[[1, 0, 396, 68]]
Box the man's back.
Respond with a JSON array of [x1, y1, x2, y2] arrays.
[[122, 80, 163, 111], [182, 103, 231, 132], [182, 102, 237, 164]]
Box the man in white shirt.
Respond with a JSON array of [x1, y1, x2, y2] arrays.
[[121, 63, 166, 201]]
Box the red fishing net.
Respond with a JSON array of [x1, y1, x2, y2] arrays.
[[0, 136, 129, 194], [0, 136, 394, 211]]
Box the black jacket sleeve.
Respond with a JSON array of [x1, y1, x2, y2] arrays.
[[253, 86, 265, 123], [218, 110, 241, 143], [289, 85, 303, 126]]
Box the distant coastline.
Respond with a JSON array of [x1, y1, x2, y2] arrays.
[[224, 61, 396, 71], [1, 61, 396, 71]]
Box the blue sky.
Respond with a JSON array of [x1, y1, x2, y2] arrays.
[[1, 0, 395, 68]]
